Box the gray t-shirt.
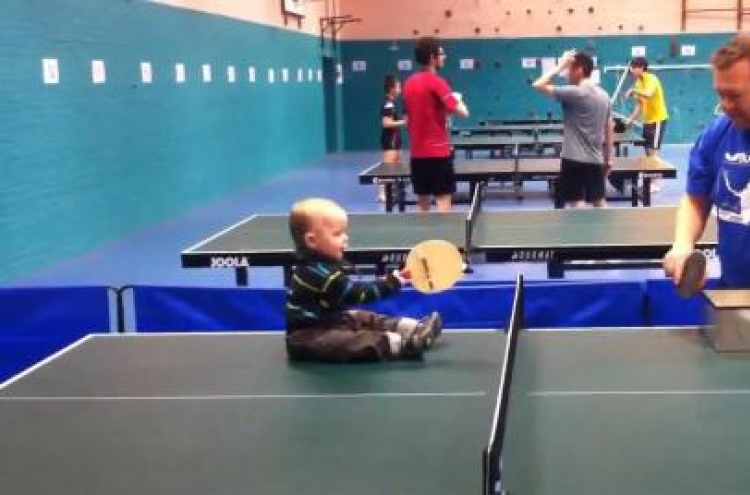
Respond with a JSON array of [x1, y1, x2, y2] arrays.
[[553, 83, 611, 165]]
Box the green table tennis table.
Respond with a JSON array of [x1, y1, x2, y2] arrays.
[[181, 206, 717, 285], [451, 131, 644, 159], [359, 155, 677, 212], [3, 278, 749, 495]]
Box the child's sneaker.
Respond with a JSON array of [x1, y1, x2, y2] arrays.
[[415, 312, 443, 349]]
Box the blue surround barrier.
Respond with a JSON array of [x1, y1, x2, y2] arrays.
[[0, 286, 111, 382], [129, 280, 663, 332], [0, 280, 718, 381]]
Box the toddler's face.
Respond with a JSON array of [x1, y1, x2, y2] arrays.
[[307, 209, 349, 260]]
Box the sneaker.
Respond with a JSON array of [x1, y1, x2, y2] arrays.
[[415, 312, 443, 349]]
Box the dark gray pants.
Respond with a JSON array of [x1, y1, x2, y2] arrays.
[[286, 310, 413, 363]]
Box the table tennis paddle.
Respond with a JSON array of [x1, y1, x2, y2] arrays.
[[677, 251, 706, 298], [405, 240, 464, 294]]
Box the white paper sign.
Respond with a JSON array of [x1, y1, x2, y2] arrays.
[[42, 58, 59, 84], [316, 69, 322, 82], [459, 59, 475, 70], [269, 68, 276, 83], [91, 60, 106, 84], [308, 68, 314, 81], [282, 68, 289, 83], [248, 66, 256, 83], [175, 63, 186, 83], [631, 46, 646, 57], [352, 60, 367, 72], [227, 65, 236, 83], [336, 63, 343, 85], [397, 59, 413, 71], [297, 68, 304, 82], [521, 58, 537, 69], [140, 62, 153, 84], [681, 44, 696, 57], [202, 64, 212, 83]]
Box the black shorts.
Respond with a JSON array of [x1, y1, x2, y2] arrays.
[[557, 158, 606, 204], [381, 131, 402, 151], [410, 156, 456, 196], [642, 120, 667, 150]]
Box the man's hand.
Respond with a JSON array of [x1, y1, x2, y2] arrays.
[[557, 50, 576, 70]]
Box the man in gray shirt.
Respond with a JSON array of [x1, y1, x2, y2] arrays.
[[533, 50, 613, 207]]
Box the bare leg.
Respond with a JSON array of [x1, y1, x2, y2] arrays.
[[416, 195, 432, 212], [435, 194, 453, 212], [645, 148, 661, 191]]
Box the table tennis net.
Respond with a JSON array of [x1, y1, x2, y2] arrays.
[[482, 273, 524, 495], [465, 180, 486, 257]]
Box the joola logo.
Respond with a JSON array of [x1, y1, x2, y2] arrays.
[[725, 152, 750, 164], [210, 256, 249, 268]]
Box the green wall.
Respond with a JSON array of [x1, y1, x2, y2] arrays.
[[0, 0, 326, 282], [340, 33, 733, 150]]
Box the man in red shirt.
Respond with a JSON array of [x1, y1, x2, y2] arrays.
[[403, 37, 469, 212]]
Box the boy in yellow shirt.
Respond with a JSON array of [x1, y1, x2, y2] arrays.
[[625, 57, 668, 191]]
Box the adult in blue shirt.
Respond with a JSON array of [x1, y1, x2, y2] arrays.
[[664, 33, 750, 288]]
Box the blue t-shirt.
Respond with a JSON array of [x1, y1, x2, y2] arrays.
[[687, 115, 750, 287]]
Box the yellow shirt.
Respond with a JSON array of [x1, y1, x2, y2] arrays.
[[634, 72, 668, 123]]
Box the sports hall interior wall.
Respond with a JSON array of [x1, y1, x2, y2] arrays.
[[0, 0, 326, 282], [339, 32, 731, 150]]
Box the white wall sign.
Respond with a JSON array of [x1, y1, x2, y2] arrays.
[[227, 65, 236, 83], [397, 59, 412, 71], [297, 68, 304, 82], [459, 59, 475, 70], [352, 60, 367, 72], [42, 58, 59, 84], [336, 63, 343, 85], [631, 46, 646, 57], [521, 58, 537, 69], [201, 64, 212, 83], [91, 60, 106, 84], [248, 66, 256, 83], [681, 44, 696, 57], [316, 69, 322, 82], [140, 62, 153, 84], [175, 63, 186, 83], [269, 68, 276, 84], [308, 68, 314, 81], [282, 68, 289, 83]]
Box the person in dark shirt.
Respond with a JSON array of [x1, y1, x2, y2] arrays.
[[285, 197, 442, 362], [378, 74, 407, 202]]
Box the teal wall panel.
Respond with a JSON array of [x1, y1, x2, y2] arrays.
[[340, 33, 733, 150], [0, 0, 326, 282]]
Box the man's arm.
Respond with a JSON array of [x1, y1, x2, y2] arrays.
[[532, 50, 576, 97], [625, 98, 643, 125], [451, 95, 470, 118], [603, 110, 614, 171], [382, 115, 406, 128]]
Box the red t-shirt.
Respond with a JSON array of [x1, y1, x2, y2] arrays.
[[403, 70, 459, 158]]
